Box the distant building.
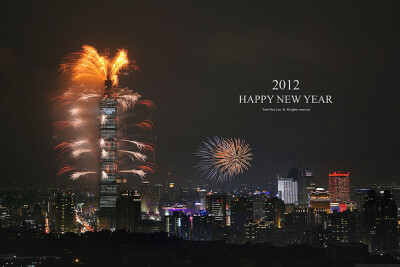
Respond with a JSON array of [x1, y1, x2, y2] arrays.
[[137, 219, 161, 234], [115, 190, 141, 232], [250, 194, 268, 222], [164, 211, 191, 240], [328, 172, 350, 203], [265, 197, 285, 228], [230, 197, 253, 244], [353, 189, 370, 210], [362, 190, 398, 252], [298, 170, 316, 206], [54, 191, 75, 233], [327, 210, 357, 244], [278, 177, 298, 205], [206, 195, 227, 226], [245, 221, 272, 243], [192, 214, 214, 241], [310, 188, 330, 213]]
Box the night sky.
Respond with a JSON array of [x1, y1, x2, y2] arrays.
[[1, 1, 399, 188]]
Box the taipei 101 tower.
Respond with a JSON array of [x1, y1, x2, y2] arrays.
[[98, 78, 118, 229], [56, 46, 153, 230]]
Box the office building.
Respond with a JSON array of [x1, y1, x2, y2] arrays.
[[298, 170, 316, 206], [278, 177, 298, 205], [54, 191, 75, 233], [98, 79, 118, 229], [265, 197, 285, 228], [230, 197, 253, 244], [192, 214, 214, 241], [328, 172, 350, 203], [116, 190, 141, 232], [362, 190, 398, 252], [206, 195, 227, 226]]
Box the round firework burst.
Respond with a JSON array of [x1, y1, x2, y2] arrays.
[[195, 137, 253, 182]]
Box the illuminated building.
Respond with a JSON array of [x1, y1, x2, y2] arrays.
[[278, 177, 298, 205], [298, 170, 316, 206], [54, 191, 75, 233], [116, 191, 141, 232], [309, 188, 330, 213], [192, 214, 214, 241], [98, 79, 118, 229], [328, 172, 350, 203], [327, 210, 357, 243], [250, 194, 268, 222], [362, 190, 398, 252], [206, 195, 227, 226], [244, 221, 271, 244], [230, 197, 253, 244], [164, 211, 191, 240], [265, 197, 285, 228]]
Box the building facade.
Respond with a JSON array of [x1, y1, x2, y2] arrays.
[[54, 191, 75, 233], [328, 172, 350, 203], [98, 80, 119, 229], [298, 170, 316, 206], [278, 177, 298, 205], [116, 190, 141, 232]]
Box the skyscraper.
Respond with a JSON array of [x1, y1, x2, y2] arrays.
[[230, 197, 253, 244], [206, 195, 227, 226], [164, 211, 191, 240], [362, 190, 398, 252], [98, 80, 118, 229], [265, 197, 285, 228], [298, 170, 316, 206], [116, 190, 141, 232], [206, 194, 227, 240], [329, 172, 350, 203], [192, 214, 214, 241], [54, 191, 75, 233], [278, 177, 298, 205]]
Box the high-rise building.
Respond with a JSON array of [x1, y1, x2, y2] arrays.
[[206, 195, 227, 226], [250, 194, 268, 222], [98, 80, 118, 229], [298, 170, 316, 206], [54, 191, 75, 233], [244, 221, 270, 244], [230, 197, 253, 244], [327, 210, 357, 244], [265, 197, 285, 228], [192, 214, 214, 241], [278, 177, 298, 205], [116, 190, 141, 232], [328, 172, 350, 203], [362, 190, 398, 252], [164, 211, 191, 240]]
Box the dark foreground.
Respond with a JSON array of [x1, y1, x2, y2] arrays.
[[0, 229, 399, 267]]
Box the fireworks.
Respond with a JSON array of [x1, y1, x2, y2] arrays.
[[195, 137, 253, 182], [61, 45, 135, 86], [54, 45, 156, 182]]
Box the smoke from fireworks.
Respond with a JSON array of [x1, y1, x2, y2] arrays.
[[195, 137, 253, 182], [54, 45, 156, 181]]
